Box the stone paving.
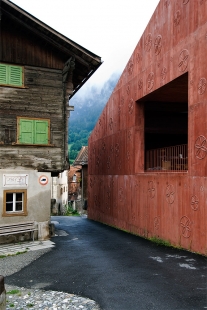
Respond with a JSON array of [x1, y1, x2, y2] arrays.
[[0, 240, 55, 256], [5, 285, 100, 310]]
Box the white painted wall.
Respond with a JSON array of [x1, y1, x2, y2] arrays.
[[51, 170, 68, 214], [0, 169, 51, 242]]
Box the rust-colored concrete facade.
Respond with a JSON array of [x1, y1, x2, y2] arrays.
[[88, 0, 207, 255]]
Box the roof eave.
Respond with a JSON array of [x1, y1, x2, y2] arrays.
[[2, 0, 102, 65]]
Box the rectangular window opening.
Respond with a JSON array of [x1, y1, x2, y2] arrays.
[[137, 73, 188, 172], [3, 189, 27, 216]]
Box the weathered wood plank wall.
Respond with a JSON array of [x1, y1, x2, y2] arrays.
[[0, 66, 66, 172], [1, 16, 65, 69]]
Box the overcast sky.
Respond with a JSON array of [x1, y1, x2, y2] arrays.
[[11, 0, 160, 90]]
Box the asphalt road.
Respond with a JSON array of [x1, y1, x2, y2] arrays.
[[5, 216, 207, 310]]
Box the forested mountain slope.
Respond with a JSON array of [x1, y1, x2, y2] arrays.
[[69, 73, 119, 163]]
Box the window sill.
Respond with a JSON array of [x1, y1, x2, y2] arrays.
[[12, 143, 55, 147], [0, 84, 28, 89], [2, 211, 28, 217]]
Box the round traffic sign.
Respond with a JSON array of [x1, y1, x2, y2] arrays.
[[39, 175, 48, 185]]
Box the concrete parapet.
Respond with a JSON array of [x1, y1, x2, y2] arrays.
[[38, 221, 49, 241]]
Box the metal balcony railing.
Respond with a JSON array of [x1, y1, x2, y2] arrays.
[[145, 144, 188, 171]]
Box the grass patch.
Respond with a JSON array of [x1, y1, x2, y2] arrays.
[[64, 204, 80, 216], [7, 289, 20, 295], [16, 250, 27, 255], [26, 303, 34, 307], [0, 250, 27, 259], [0, 255, 6, 258], [149, 236, 172, 247]]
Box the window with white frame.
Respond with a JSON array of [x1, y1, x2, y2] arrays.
[[72, 174, 77, 182], [3, 189, 27, 216]]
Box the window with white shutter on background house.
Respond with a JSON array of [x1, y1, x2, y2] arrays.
[[0, 63, 23, 87]]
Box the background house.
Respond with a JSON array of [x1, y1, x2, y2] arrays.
[[68, 146, 88, 213], [51, 171, 68, 215], [0, 0, 101, 243], [88, 0, 207, 255], [73, 146, 88, 211], [68, 166, 81, 212]]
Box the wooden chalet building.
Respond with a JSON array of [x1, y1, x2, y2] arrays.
[[0, 0, 101, 241], [88, 0, 207, 255]]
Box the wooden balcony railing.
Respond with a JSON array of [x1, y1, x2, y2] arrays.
[[145, 144, 188, 171]]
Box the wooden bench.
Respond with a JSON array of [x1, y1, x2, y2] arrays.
[[0, 221, 38, 242]]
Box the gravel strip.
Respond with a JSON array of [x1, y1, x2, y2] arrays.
[[0, 248, 51, 277]]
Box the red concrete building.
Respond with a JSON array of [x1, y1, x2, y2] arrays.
[[88, 0, 207, 255]]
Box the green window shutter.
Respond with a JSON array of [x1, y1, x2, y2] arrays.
[[8, 66, 22, 86], [0, 63, 23, 86], [0, 64, 7, 84], [19, 119, 33, 144], [34, 120, 49, 144], [18, 118, 49, 145]]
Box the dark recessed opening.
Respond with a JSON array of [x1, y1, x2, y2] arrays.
[[137, 73, 188, 171]]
